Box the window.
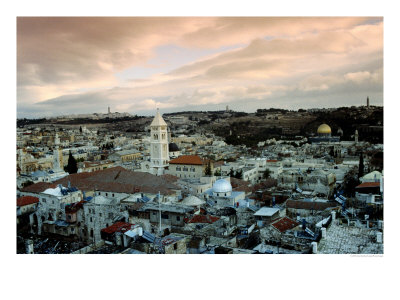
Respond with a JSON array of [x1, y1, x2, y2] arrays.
[[161, 213, 169, 219], [106, 193, 108, 196], [99, 213, 102, 217], [176, 216, 180, 221], [42, 198, 46, 203], [174, 243, 177, 250], [176, 167, 181, 171], [90, 217, 93, 222]]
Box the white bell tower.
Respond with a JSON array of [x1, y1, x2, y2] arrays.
[[150, 109, 169, 175], [53, 133, 63, 172]]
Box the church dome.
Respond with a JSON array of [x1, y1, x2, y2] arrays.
[[212, 179, 232, 193], [169, 143, 180, 152], [317, 124, 332, 135]]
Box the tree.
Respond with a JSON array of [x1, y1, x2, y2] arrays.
[[79, 126, 82, 133], [21, 180, 34, 188], [358, 152, 364, 179], [343, 170, 359, 197], [263, 168, 271, 179], [66, 151, 78, 174], [214, 169, 221, 176], [205, 161, 212, 176], [234, 169, 243, 179], [229, 168, 235, 177]]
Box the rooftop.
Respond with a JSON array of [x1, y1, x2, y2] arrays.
[[187, 215, 220, 224], [271, 217, 300, 233], [52, 166, 179, 195], [356, 182, 381, 189], [286, 200, 338, 211], [254, 207, 280, 216], [17, 196, 39, 207], [140, 202, 193, 214], [169, 155, 203, 165], [101, 222, 134, 234]]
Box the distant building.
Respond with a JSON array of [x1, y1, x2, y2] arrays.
[[109, 149, 142, 163]]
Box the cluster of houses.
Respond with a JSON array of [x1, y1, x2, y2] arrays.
[[16, 112, 384, 254]]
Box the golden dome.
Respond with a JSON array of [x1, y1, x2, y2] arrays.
[[317, 124, 332, 134]]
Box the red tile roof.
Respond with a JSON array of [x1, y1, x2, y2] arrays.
[[21, 182, 57, 193], [169, 155, 203, 165], [271, 217, 300, 233], [286, 200, 338, 211], [267, 159, 278, 163], [17, 196, 39, 207], [187, 215, 220, 224], [101, 222, 133, 234], [65, 201, 85, 213], [52, 166, 179, 195], [356, 182, 380, 189]]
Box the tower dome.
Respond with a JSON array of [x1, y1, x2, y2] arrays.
[[212, 179, 232, 193], [317, 124, 332, 136]]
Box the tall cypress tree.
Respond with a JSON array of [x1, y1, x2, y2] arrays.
[[358, 152, 364, 179], [66, 151, 78, 174], [205, 161, 212, 176]]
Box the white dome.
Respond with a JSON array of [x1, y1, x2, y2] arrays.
[[212, 179, 232, 193], [181, 195, 205, 206]]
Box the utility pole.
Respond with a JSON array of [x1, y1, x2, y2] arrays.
[[159, 191, 162, 235]]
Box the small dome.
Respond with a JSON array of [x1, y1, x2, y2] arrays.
[[169, 143, 180, 152], [212, 179, 232, 193], [181, 195, 205, 206], [317, 124, 332, 134]]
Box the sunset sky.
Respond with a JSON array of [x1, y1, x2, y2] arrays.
[[17, 17, 383, 118]]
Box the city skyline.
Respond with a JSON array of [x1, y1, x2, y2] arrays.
[[17, 17, 383, 118]]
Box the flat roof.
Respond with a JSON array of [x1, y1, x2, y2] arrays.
[[254, 207, 280, 217]]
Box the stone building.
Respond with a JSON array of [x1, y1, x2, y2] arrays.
[[166, 155, 208, 179]]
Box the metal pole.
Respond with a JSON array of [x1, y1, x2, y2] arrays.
[[159, 191, 162, 235]]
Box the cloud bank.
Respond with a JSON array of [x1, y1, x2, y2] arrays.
[[17, 17, 383, 117]]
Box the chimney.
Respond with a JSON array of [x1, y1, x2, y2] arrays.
[[311, 242, 318, 254], [25, 239, 34, 254], [376, 232, 383, 243], [321, 227, 327, 239]]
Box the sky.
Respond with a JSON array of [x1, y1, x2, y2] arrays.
[[17, 17, 383, 118]]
